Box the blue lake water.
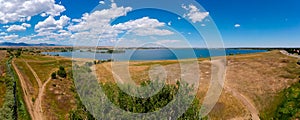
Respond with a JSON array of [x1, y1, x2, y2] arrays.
[[43, 49, 267, 61]]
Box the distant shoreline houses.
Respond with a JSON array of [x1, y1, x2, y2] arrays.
[[284, 48, 300, 55]]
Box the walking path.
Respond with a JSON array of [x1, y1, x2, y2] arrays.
[[13, 59, 56, 120], [280, 50, 300, 59], [211, 59, 260, 120]]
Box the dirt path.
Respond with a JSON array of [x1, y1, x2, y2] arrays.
[[24, 60, 44, 119], [12, 59, 42, 120], [13, 59, 56, 120], [210, 59, 260, 120], [280, 50, 300, 59], [224, 86, 260, 120]]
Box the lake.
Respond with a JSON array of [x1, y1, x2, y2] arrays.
[[43, 49, 267, 61]]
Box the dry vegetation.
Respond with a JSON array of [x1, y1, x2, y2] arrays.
[[9, 50, 299, 119], [95, 58, 249, 119], [95, 50, 299, 119], [14, 59, 39, 101], [226, 50, 300, 118], [14, 53, 76, 120], [0, 50, 7, 107], [43, 76, 77, 120]]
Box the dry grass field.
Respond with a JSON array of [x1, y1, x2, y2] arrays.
[[225, 50, 300, 118], [10, 50, 300, 119], [95, 50, 299, 119], [14, 53, 76, 120]]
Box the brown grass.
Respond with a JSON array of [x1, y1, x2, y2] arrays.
[[95, 58, 250, 119], [14, 59, 39, 101], [94, 50, 300, 119], [225, 50, 300, 117], [28, 59, 71, 83], [43, 77, 77, 120], [16, 53, 76, 119]]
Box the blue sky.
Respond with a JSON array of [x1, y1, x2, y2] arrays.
[[0, 0, 299, 47]]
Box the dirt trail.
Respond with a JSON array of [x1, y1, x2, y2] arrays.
[[280, 50, 300, 59], [224, 86, 260, 120], [211, 59, 260, 120], [13, 59, 55, 120], [12, 59, 42, 120]]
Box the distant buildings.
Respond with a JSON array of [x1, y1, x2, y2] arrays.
[[285, 48, 300, 55]]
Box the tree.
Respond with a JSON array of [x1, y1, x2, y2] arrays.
[[57, 66, 67, 78], [15, 50, 21, 57], [51, 72, 57, 79]]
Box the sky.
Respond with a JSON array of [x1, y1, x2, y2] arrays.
[[0, 0, 299, 47]]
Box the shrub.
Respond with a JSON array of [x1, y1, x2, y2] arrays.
[[57, 66, 67, 78], [51, 72, 57, 79]]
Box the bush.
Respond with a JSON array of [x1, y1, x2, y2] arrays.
[[51, 72, 57, 79], [274, 82, 300, 119], [57, 66, 67, 78]]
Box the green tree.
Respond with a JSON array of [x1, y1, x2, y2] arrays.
[[51, 72, 56, 79], [57, 66, 67, 78]]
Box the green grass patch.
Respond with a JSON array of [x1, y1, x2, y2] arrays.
[[273, 82, 300, 119]]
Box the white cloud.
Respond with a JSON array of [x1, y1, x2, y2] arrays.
[[0, 0, 65, 24], [3, 34, 19, 40], [71, 19, 82, 23], [35, 15, 70, 33], [68, 3, 133, 45], [113, 17, 174, 36], [2, 25, 9, 28], [41, 13, 47, 17], [99, 1, 105, 4], [182, 4, 209, 23], [201, 24, 206, 27], [22, 23, 31, 28], [234, 24, 241, 28], [0, 32, 7, 36], [68, 3, 172, 45], [6, 23, 31, 32], [168, 21, 172, 26]]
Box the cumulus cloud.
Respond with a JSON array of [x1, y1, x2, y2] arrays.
[[68, 3, 133, 45], [99, 1, 105, 4], [234, 24, 241, 28], [7, 25, 26, 32], [71, 19, 82, 23], [0, 0, 65, 24], [7, 23, 31, 32], [35, 15, 70, 33], [0, 32, 7, 36], [3, 34, 19, 40], [1, 2, 174, 45], [182, 4, 209, 23], [22, 23, 31, 28], [113, 17, 174, 36]]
